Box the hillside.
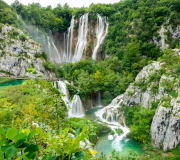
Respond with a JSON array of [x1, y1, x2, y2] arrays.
[[0, 24, 57, 80]]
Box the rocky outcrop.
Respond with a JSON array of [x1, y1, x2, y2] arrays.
[[152, 24, 180, 50], [0, 24, 57, 80], [121, 49, 180, 151]]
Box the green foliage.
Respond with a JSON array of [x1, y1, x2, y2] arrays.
[[168, 90, 178, 99], [0, 127, 38, 159], [115, 128, 123, 136], [161, 96, 172, 108], [0, 23, 2, 32], [19, 33, 26, 41], [122, 103, 158, 144]]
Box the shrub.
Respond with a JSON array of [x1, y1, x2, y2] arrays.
[[0, 23, 2, 32], [19, 34, 26, 42]]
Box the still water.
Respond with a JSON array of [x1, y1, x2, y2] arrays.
[[0, 79, 25, 86]]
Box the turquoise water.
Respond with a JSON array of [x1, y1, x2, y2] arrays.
[[95, 135, 144, 158], [0, 79, 25, 86], [83, 107, 144, 158]]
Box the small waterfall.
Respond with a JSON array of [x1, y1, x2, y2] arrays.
[[92, 14, 109, 60], [66, 16, 75, 62], [47, 36, 53, 62], [95, 91, 103, 108], [95, 95, 129, 141], [73, 13, 89, 63], [69, 95, 84, 117], [47, 31, 61, 63], [54, 80, 84, 117]]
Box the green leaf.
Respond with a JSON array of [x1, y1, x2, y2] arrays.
[[6, 128, 18, 140], [36, 127, 44, 136], [18, 142, 30, 148], [27, 130, 36, 140], [15, 152, 28, 160], [1, 145, 11, 151], [74, 128, 80, 138], [75, 151, 86, 159], [14, 139, 26, 147], [5, 147, 16, 159], [24, 144, 39, 153], [26, 152, 36, 159], [0, 127, 6, 146], [14, 133, 27, 140], [56, 149, 62, 155], [0, 148, 5, 160]]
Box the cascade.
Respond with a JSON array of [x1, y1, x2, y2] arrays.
[[95, 95, 129, 141], [92, 14, 109, 60], [47, 36, 53, 62], [54, 80, 84, 117], [65, 16, 75, 62], [95, 91, 103, 108], [72, 13, 89, 63], [69, 95, 84, 117], [48, 31, 61, 63]]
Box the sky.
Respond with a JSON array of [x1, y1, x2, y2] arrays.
[[4, 0, 120, 8]]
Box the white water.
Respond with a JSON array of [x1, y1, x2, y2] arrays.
[[65, 16, 75, 62], [47, 31, 62, 63], [73, 13, 89, 63], [54, 80, 84, 117], [92, 14, 109, 60], [95, 95, 130, 145]]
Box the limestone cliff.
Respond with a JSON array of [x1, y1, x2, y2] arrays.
[[121, 49, 180, 151], [0, 24, 57, 80]]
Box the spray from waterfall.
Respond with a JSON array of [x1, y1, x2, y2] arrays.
[[54, 80, 84, 117], [73, 13, 89, 63], [65, 16, 75, 62], [47, 31, 62, 63], [92, 14, 109, 60]]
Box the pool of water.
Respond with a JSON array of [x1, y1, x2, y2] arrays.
[[0, 79, 25, 86], [95, 135, 144, 158], [83, 107, 144, 158]]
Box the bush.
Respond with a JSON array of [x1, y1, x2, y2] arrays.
[[0, 23, 2, 32], [19, 34, 26, 41]]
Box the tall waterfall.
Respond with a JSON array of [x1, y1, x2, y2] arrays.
[[65, 16, 75, 62], [54, 80, 84, 117], [47, 31, 61, 63], [72, 13, 89, 63], [92, 14, 109, 60], [95, 95, 129, 141]]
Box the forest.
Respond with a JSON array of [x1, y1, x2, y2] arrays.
[[0, 0, 180, 159]]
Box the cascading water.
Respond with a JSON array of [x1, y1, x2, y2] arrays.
[[47, 31, 61, 63], [69, 95, 84, 117], [72, 13, 89, 63], [54, 80, 84, 117], [95, 95, 129, 142], [65, 16, 75, 62], [92, 14, 109, 60]]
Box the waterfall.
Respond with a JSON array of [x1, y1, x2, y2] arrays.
[[92, 14, 109, 60], [69, 95, 84, 117], [65, 16, 75, 62], [95, 95, 129, 141], [54, 80, 84, 117], [47, 36, 53, 62], [72, 13, 89, 63], [47, 31, 61, 63]]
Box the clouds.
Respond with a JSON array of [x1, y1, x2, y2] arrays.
[[4, 0, 120, 8]]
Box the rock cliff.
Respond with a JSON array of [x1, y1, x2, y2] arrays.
[[0, 24, 57, 80], [121, 49, 180, 151]]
